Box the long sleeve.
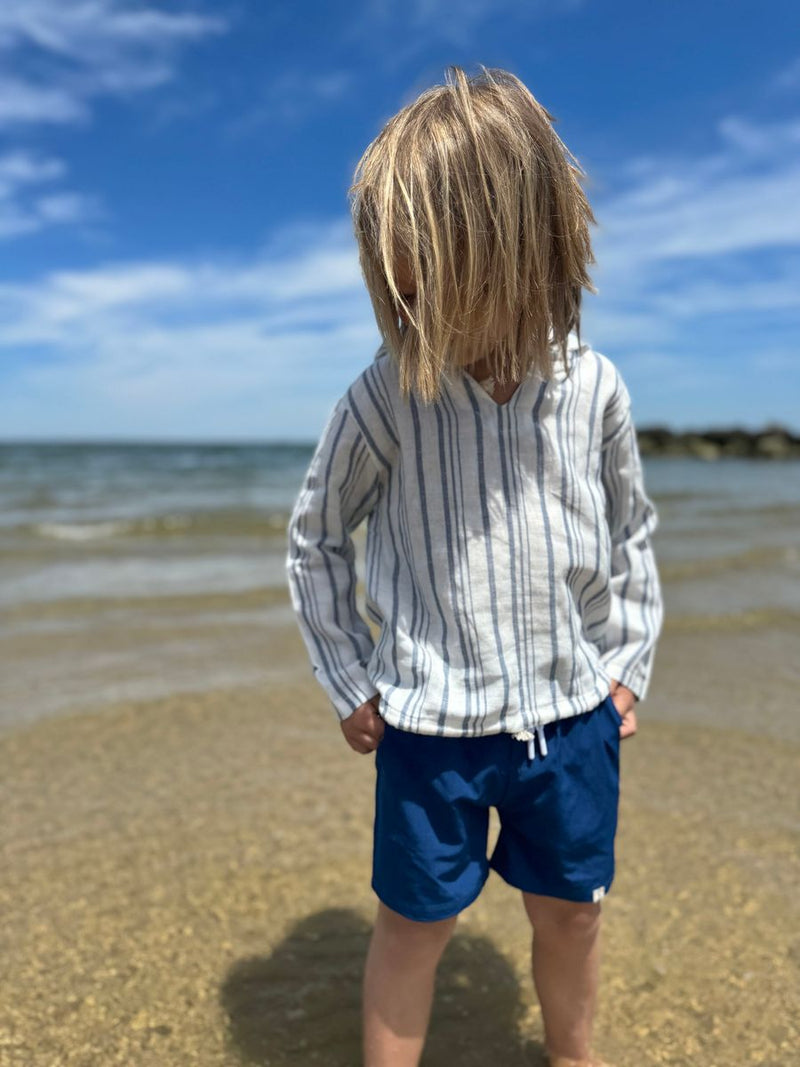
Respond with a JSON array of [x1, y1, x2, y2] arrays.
[[595, 376, 664, 702], [285, 396, 385, 721]]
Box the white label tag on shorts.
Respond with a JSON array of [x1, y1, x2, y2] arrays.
[[592, 886, 606, 902]]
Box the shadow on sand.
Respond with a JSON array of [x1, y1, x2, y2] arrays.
[[220, 907, 546, 1066]]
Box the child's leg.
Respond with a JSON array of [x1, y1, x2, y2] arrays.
[[522, 892, 602, 1064], [363, 899, 458, 1067], [487, 699, 622, 1065]]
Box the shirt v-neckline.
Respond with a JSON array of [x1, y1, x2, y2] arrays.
[[453, 366, 540, 411]]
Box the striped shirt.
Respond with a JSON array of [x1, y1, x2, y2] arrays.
[[285, 335, 664, 738]]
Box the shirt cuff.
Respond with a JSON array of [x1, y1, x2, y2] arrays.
[[600, 657, 651, 703], [326, 672, 380, 722]]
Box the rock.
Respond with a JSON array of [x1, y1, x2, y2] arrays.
[[634, 422, 800, 459], [682, 435, 722, 461], [754, 432, 792, 458]]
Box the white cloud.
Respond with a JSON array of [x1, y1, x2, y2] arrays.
[[597, 162, 800, 265], [1, 100, 799, 438], [225, 68, 357, 137], [0, 149, 65, 193], [717, 114, 800, 155], [547, 112, 800, 426], [0, 1, 229, 242], [0, 148, 104, 238], [351, 0, 584, 56], [591, 114, 800, 277], [767, 53, 800, 93], [35, 191, 98, 223], [0, 218, 381, 439], [0, 75, 87, 125], [0, 2, 227, 119]]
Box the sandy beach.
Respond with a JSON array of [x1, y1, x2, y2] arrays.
[[2, 606, 799, 1067]]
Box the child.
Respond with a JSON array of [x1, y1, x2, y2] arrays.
[[285, 64, 663, 1067]]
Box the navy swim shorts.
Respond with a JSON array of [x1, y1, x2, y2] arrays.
[[371, 694, 623, 921]]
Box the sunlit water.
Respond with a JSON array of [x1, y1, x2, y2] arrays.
[[1, 442, 798, 728]]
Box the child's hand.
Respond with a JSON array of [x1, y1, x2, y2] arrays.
[[608, 679, 638, 740], [340, 694, 385, 754]]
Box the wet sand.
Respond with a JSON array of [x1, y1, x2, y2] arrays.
[[2, 616, 799, 1066]]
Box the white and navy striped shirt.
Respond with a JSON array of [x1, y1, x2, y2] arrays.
[[285, 336, 664, 738]]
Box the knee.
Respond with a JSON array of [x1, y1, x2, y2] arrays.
[[376, 901, 458, 958], [522, 893, 601, 940]]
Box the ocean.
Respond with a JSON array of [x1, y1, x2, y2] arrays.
[[2, 441, 799, 732]]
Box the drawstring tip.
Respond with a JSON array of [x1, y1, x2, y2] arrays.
[[514, 725, 548, 761], [537, 723, 548, 757]]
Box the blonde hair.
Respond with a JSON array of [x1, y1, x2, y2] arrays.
[[348, 64, 598, 404]]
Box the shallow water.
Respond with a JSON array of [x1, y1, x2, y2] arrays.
[[2, 443, 799, 730]]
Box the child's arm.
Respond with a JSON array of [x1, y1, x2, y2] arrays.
[[596, 372, 664, 702], [285, 395, 384, 722]]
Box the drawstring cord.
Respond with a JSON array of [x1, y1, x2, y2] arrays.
[[512, 724, 548, 761]]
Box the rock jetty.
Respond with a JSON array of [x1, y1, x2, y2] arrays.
[[636, 423, 800, 460]]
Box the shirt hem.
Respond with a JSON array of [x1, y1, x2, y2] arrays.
[[376, 678, 616, 737]]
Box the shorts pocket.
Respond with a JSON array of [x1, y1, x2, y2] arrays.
[[378, 716, 400, 751], [376, 721, 389, 757], [605, 694, 625, 727]]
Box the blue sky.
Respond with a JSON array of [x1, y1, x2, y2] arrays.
[[0, 0, 798, 441]]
